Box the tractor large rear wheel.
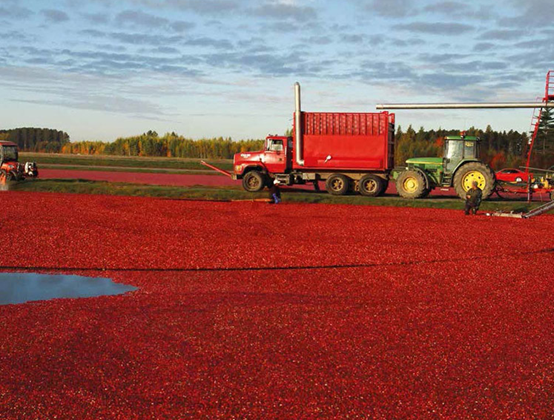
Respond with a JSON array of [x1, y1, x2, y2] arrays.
[[242, 170, 266, 192], [453, 162, 495, 200], [396, 170, 427, 199]]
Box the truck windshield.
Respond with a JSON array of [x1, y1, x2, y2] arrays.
[[446, 141, 464, 160], [266, 139, 283, 152], [2, 146, 18, 161]]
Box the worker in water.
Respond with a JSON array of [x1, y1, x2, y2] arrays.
[[268, 179, 282, 204], [465, 181, 482, 215]]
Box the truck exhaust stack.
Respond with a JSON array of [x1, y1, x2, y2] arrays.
[[294, 82, 304, 166]]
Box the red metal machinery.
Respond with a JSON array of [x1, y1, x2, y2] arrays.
[[497, 70, 553, 200]]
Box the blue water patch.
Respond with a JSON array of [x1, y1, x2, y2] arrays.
[[0, 273, 137, 305]]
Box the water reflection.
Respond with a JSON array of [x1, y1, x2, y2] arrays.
[[0, 272, 137, 305]]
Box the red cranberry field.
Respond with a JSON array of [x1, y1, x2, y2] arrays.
[[1, 191, 553, 419]]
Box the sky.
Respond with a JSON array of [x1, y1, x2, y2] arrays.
[[0, 0, 552, 142]]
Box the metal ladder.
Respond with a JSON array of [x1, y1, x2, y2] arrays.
[[523, 70, 553, 201], [526, 70, 552, 165], [546, 70, 554, 101], [522, 199, 554, 219]]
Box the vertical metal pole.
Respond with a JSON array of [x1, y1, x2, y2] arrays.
[[294, 82, 304, 166]]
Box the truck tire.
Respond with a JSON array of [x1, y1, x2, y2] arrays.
[[359, 174, 384, 197], [242, 170, 265, 192], [453, 162, 495, 200], [325, 174, 349, 195], [396, 170, 427, 199]]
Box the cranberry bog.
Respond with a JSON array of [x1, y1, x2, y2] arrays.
[[1, 191, 554, 419]]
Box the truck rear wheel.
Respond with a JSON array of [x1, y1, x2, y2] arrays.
[[325, 174, 349, 195], [242, 170, 265, 192], [453, 162, 495, 200], [396, 170, 427, 199], [359, 174, 384, 197]]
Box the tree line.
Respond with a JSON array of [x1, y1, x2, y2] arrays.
[[0, 128, 70, 153], [58, 131, 265, 159], [2, 122, 552, 170]]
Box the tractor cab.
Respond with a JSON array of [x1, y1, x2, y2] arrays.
[[0, 141, 19, 164], [0, 141, 38, 181], [443, 135, 480, 173]]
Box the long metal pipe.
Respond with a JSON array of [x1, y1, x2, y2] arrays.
[[376, 102, 554, 110], [294, 82, 304, 166]]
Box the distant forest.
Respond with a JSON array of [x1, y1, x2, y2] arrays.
[[0, 128, 70, 153], [2, 120, 553, 170], [58, 131, 266, 162]]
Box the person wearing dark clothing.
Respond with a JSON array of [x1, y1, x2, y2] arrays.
[[465, 181, 482, 215], [268, 179, 282, 204]]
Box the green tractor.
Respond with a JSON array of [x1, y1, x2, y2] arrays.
[[393, 135, 496, 200]]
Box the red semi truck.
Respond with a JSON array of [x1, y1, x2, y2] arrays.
[[233, 83, 395, 196]]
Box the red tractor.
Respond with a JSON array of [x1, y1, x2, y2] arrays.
[[0, 141, 38, 182]]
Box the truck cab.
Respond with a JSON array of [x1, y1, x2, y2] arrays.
[[233, 135, 292, 192], [262, 136, 291, 174]]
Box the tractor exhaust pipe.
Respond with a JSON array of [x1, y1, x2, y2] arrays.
[[376, 102, 554, 110], [294, 82, 304, 166]]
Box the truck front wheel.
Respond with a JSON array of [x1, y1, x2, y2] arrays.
[[359, 174, 385, 197], [325, 174, 349, 195], [242, 170, 266, 192], [396, 170, 427, 199]]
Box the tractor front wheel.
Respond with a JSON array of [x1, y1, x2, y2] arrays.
[[242, 170, 266, 192], [396, 170, 427, 199], [453, 162, 495, 200]]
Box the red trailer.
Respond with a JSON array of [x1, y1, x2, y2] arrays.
[[232, 83, 395, 196]]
